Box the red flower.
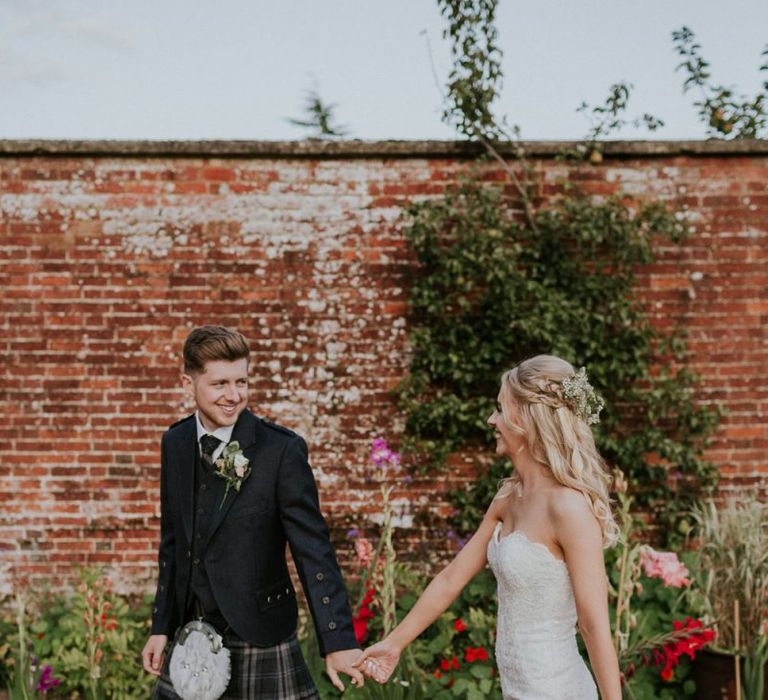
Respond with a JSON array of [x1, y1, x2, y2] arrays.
[[453, 618, 467, 633], [440, 655, 460, 671], [464, 646, 489, 663], [352, 588, 376, 645], [652, 618, 716, 682]]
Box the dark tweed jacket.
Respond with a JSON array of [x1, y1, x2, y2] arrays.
[[150, 408, 357, 656]]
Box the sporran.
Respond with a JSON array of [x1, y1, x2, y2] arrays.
[[169, 620, 231, 700]]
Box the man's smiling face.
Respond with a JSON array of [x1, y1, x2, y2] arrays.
[[182, 357, 249, 431]]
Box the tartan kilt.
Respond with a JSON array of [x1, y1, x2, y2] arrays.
[[152, 629, 319, 700]]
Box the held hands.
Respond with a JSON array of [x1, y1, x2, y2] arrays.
[[325, 649, 366, 692], [352, 637, 402, 684]]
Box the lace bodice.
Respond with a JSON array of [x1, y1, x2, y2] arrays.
[[487, 522, 597, 700]]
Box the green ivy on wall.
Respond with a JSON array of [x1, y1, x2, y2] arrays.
[[397, 179, 720, 541], [393, 0, 722, 544]]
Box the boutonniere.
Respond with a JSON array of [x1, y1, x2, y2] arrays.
[[213, 441, 251, 508]]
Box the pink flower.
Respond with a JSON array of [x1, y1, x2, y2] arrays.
[[639, 547, 690, 587], [370, 437, 401, 469], [355, 537, 374, 568], [36, 666, 61, 694]]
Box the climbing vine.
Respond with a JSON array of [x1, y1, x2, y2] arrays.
[[398, 0, 721, 541]]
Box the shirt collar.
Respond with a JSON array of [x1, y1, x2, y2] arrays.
[[195, 412, 235, 445]]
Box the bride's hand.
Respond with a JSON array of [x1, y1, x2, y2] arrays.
[[352, 637, 402, 684]]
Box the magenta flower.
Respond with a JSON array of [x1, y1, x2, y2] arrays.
[[639, 547, 691, 587], [370, 437, 401, 469], [36, 666, 62, 694]]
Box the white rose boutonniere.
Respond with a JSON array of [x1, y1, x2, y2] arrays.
[[213, 441, 251, 508]]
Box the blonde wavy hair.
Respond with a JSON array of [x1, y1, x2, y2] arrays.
[[498, 355, 619, 547]]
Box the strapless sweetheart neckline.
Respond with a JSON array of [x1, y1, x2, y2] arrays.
[[493, 523, 567, 567]]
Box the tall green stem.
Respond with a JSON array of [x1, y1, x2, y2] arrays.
[[12, 594, 30, 700]]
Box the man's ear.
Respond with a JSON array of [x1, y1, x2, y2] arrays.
[[181, 372, 194, 396]]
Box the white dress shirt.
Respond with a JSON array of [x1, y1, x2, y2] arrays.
[[194, 412, 234, 463]]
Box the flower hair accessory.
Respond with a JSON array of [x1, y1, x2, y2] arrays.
[[561, 367, 604, 425]]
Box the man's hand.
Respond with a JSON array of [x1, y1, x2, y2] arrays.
[[141, 634, 168, 676], [352, 637, 401, 684], [325, 648, 365, 692]]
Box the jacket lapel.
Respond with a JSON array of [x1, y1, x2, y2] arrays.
[[206, 409, 258, 543], [170, 417, 197, 545]]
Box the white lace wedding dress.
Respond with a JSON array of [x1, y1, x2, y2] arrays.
[[487, 522, 598, 700]]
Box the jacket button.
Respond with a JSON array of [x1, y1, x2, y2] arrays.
[[321, 596, 330, 605], [315, 572, 324, 581], [153, 607, 158, 614], [328, 621, 336, 630], [161, 561, 166, 568], [285, 587, 290, 594], [267, 596, 272, 603], [186, 550, 191, 559], [160, 585, 164, 592], [193, 558, 200, 565]]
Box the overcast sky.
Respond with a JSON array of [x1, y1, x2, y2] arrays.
[[1, 0, 766, 141]]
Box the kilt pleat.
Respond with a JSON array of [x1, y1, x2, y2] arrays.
[[152, 630, 318, 700]]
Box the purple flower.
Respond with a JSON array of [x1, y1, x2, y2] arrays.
[[37, 666, 61, 694], [370, 437, 402, 469], [371, 437, 388, 451], [346, 528, 359, 539]]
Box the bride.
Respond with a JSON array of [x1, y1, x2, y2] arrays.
[[354, 355, 622, 700]]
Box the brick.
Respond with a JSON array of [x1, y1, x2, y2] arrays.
[[0, 146, 766, 591]]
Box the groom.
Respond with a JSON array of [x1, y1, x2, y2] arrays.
[[141, 325, 363, 698]]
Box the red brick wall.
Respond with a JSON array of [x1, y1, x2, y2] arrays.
[[1, 140, 766, 592]]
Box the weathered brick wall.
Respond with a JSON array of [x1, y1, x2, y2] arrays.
[[1, 140, 766, 592]]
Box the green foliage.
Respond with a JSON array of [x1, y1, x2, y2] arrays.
[[605, 543, 700, 699], [0, 611, 11, 689], [688, 498, 768, 655], [437, 0, 505, 141], [303, 566, 501, 699], [573, 82, 665, 162], [287, 84, 350, 138], [1, 571, 153, 700], [673, 26, 768, 138], [403, 570, 500, 699], [397, 181, 720, 540]]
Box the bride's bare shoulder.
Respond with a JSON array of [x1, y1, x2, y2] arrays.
[[487, 480, 515, 519], [548, 487, 596, 527]]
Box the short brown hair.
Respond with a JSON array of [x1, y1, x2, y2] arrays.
[[183, 326, 250, 374]]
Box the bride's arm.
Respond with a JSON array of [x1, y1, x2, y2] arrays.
[[553, 491, 622, 700], [354, 496, 505, 682]]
